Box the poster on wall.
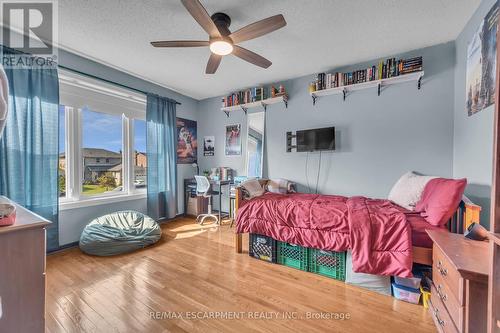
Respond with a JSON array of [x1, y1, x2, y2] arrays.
[[176, 117, 197, 164], [466, 2, 499, 116], [225, 124, 241, 156], [203, 136, 215, 156]]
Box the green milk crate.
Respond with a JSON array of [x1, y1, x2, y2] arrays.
[[308, 249, 346, 281], [277, 241, 309, 271]]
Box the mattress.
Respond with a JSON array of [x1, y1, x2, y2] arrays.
[[405, 212, 446, 248]]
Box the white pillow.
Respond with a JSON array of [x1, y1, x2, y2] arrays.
[[240, 179, 265, 199], [388, 171, 436, 210]]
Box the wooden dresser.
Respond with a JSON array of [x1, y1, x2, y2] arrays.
[[0, 196, 50, 333], [427, 230, 489, 333]]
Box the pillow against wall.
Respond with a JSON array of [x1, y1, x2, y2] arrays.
[[267, 179, 296, 194], [388, 171, 437, 210], [415, 178, 467, 227], [240, 179, 265, 199]]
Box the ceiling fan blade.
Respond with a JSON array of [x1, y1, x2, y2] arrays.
[[206, 53, 222, 74], [181, 0, 221, 38], [150, 40, 209, 47], [229, 14, 286, 44], [232, 46, 271, 69]]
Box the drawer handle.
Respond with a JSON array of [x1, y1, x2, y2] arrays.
[[437, 285, 447, 301], [434, 308, 445, 326], [437, 260, 448, 277]]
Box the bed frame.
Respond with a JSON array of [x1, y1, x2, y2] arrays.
[[233, 181, 482, 266]]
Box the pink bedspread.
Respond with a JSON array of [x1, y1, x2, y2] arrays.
[[236, 193, 413, 277]]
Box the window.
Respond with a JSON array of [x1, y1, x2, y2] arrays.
[[134, 119, 147, 189], [58, 105, 66, 198], [58, 69, 147, 208], [82, 109, 123, 196]]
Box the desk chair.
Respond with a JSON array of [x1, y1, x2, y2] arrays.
[[194, 176, 219, 225]]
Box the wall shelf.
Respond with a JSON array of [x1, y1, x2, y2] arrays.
[[310, 71, 424, 105], [221, 95, 288, 117]]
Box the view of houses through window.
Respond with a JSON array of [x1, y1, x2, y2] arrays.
[[58, 106, 147, 201], [81, 109, 123, 196]]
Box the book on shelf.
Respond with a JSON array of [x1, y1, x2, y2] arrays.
[[222, 84, 286, 108], [311, 56, 423, 92]]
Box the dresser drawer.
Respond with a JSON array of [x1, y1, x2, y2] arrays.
[[433, 245, 464, 304], [432, 278, 463, 331], [430, 285, 459, 333]]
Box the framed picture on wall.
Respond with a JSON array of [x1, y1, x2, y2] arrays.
[[225, 124, 241, 156], [203, 136, 215, 156], [466, 2, 499, 116], [176, 117, 197, 164]]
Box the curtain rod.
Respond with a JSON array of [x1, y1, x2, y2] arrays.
[[58, 65, 181, 105]]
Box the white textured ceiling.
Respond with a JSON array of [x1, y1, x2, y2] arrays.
[[59, 0, 480, 100]]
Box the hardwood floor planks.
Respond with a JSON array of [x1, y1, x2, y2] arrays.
[[46, 217, 436, 333]]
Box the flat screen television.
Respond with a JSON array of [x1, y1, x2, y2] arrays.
[[296, 127, 335, 152]]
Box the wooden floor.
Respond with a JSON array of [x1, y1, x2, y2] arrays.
[[46, 217, 437, 333]]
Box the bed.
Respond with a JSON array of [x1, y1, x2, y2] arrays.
[[233, 180, 481, 273]]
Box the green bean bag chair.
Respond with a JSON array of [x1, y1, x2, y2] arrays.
[[79, 210, 161, 256]]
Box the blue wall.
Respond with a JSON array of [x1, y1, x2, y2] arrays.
[[453, 0, 496, 228], [198, 42, 456, 199], [56, 0, 495, 245]]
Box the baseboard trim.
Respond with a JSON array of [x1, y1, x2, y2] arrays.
[[47, 241, 79, 255]]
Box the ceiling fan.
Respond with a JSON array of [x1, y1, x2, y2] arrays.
[[151, 0, 287, 74]]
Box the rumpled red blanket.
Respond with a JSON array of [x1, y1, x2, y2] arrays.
[[236, 193, 412, 277]]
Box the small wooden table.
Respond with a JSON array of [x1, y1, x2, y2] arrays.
[[427, 230, 489, 333]]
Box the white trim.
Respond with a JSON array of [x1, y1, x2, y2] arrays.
[[59, 69, 146, 119], [59, 192, 146, 211], [59, 70, 146, 104], [123, 115, 132, 194], [60, 106, 70, 200], [74, 108, 83, 200]]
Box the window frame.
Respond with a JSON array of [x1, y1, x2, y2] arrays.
[[58, 71, 147, 210]]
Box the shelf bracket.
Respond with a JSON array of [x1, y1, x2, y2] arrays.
[[312, 95, 317, 106], [377, 83, 381, 96], [418, 76, 422, 90], [343, 88, 347, 101], [224, 111, 230, 118], [240, 106, 248, 114], [261, 102, 267, 112]]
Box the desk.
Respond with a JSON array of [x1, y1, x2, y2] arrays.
[[184, 178, 232, 223]]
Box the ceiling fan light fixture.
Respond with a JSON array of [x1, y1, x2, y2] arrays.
[[210, 40, 233, 55]]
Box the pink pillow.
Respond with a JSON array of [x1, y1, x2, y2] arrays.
[[415, 178, 467, 226]]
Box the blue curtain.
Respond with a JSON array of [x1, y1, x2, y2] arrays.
[[0, 64, 60, 251], [146, 94, 177, 220]]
